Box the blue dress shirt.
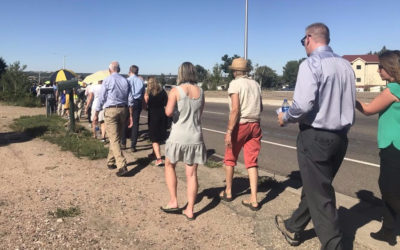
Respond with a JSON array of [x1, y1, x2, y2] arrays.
[[283, 46, 356, 131], [96, 73, 134, 111], [128, 74, 144, 101]]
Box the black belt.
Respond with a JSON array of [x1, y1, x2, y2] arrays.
[[299, 124, 347, 135], [106, 105, 127, 108]]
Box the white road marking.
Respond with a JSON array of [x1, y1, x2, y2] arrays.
[[202, 127, 380, 168], [203, 111, 225, 115]]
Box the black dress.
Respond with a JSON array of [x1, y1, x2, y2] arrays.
[[147, 90, 168, 143]]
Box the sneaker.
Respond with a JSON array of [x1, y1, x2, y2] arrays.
[[155, 159, 163, 167], [370, 227, 397, 246], [116, 166, 129, 177], [275, 215, 301, 246]]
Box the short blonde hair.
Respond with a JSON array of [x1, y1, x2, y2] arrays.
[[379, 50, 400, 83], [177, 62, 197, 85], [146, 76, 162, 96]]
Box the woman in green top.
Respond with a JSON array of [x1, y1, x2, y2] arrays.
[[356, 50, 400, 246]]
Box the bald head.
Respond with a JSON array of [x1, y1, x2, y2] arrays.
[[306, 23, 330, 45], [109, 61, 120, 73]]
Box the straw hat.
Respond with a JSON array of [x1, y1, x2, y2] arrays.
[[229, 57, 249, 72]]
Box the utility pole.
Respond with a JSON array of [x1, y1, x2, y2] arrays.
[[244, 0, 248, 60]]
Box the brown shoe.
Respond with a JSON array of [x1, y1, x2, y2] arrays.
[[275, 215, 301, 246]]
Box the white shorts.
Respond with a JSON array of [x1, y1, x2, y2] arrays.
[[91, 110, 104, 122]]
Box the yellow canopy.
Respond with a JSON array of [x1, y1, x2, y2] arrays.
[[83, 70, 110, 85]]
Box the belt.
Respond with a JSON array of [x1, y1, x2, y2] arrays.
[[299, 124, 347, 135], [106, 105, 127, 108]]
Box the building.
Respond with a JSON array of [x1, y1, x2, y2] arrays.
[[343, 54, 386, 91]]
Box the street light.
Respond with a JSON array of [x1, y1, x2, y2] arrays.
[[244, 0, 248, 60]]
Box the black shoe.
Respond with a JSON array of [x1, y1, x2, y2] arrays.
[[107, 164, 117, 170], [116, 166, 129, 177], [370, 227, 397, 246], [275, 215, 301, 246], [120, 144, 126, 150], [131, 147, 137, 152]]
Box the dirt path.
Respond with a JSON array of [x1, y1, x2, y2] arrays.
[[0, 103, 374, 249]]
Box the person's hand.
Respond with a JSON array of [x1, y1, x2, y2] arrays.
[[225, 132, 232, 148], [128, 115, 133, 128], [277, 112, 285, 127]]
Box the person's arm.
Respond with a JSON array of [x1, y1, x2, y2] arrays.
[[143, 93, 149, 110], [165, 88, 178, 117], [280, 61, 317, 125], [356, 88, 399, 116], [85, 93, 93, 113], [225, 93, 239, 148]]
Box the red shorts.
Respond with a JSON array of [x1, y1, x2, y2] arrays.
[[224, 122, 262, 168]]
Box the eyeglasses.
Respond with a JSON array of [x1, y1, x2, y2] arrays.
[[301, 35, 311, 46]]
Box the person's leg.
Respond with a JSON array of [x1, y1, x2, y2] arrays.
[[101, 122, 106, 139], [114, 108, 127, 169], [164, 158, 178, 208], [130, 102, 142, 150], [183, 164, 198, 219], [296, 129, 345, 250], [153, 142, 161, 159], [222, 124, 246, 199], [242, 122, 262, 206], [246, 167, 259, 206], [104, 109, 117, 167]]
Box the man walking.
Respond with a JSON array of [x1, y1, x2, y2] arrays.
[[94, 61, 133, 177], [275, 23, 356, 249], [219, 57, 263, 211], [121, 65, 144, 152]]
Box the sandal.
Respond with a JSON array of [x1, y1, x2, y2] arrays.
[[241, 200, 260, 211], [219, 190, 233, 202], [160, 205, 182, 214]]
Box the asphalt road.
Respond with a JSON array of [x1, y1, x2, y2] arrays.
[[201, 102, 381, 199]]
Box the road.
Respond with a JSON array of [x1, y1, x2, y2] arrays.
[[200, 102, 381, 198]]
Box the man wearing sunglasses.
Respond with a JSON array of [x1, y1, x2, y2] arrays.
[[275, 23, 356, 250]]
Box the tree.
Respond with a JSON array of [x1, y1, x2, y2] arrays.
[[0, 61, 29, 96], [158, 73, 166, 85], [282, 58, 305, 88], [367, 46, 388, 56], [208, 63, 223, 90], [195, 64, 208, 82], [254, 65, 278, 89], [0, 57, 6, 80]]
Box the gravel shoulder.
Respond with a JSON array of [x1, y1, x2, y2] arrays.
[[0, 103, 388, 249]]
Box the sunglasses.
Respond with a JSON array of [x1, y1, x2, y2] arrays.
[[301, 35, 311, 46]]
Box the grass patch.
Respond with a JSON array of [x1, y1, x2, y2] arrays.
[[48, 206, 81, 218], [205, 160, 223, 168], [0, 93, 41, 107], [11, 115, 108, 159]]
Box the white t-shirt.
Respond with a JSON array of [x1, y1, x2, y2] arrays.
[[228, 76, 262, 123], [90, 84, 103, 111]]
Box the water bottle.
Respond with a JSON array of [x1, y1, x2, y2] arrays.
[[282, 99, 290, 112]]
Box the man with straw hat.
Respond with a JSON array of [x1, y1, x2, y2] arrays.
[[219, 57, 263, 211]]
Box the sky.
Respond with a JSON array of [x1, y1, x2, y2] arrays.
[[1, 0, 399, 75]]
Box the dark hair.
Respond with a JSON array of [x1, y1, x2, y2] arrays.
[[379, 50, 400, 83], [130, 65, 139, 75]]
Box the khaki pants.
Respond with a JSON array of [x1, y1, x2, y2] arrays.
[[104, 107, 128, 168]]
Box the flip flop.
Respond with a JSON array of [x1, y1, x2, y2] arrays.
[[241, 200, 260, 211], [160, 205, 181, 214], [219, 190, 233, 202], [182, 211, 195, 221]]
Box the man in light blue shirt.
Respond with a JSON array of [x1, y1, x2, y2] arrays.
[[275, 23, 355, 250], [94, 61, 133, 177], [121, 65, 144, 152]]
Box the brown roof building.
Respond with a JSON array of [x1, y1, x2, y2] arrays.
[[343, 54, 386, 90]]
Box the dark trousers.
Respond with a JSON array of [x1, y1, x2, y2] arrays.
[[121, 99, 142, 148], [285, 126, 348, 250], [379, 144, 400, 230]]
